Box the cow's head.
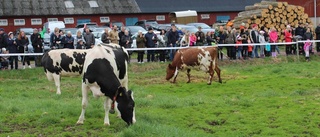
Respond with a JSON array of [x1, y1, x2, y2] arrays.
[[166, 64, 175, 80], [116, 87, 135, 125]]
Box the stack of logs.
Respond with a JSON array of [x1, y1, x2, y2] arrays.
[[233, 0, 313, 41]]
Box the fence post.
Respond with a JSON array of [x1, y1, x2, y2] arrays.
[[296, 41, 299, 62]]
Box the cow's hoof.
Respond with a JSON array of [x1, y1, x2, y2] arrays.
[[56, 92, 61, 95], [207, 83, 212, 85], [76, 121, 84, 125], [109, 109, 115, 114], [187, 81, 190, 83], [104, 123, 110, 126]]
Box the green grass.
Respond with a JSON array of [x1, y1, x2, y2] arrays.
[[1, 54, 320, 136]]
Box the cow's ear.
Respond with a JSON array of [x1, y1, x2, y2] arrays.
[[117, 87, 127, 97]]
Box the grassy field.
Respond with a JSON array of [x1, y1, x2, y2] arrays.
[[1, 55, 320, 136]]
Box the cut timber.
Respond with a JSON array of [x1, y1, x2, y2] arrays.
[[255, 19, 261, 24], [277, 2, 283, 8], [245, 5, 269, 11], [261, 1, 280, 7], [238, 9, 263, 17]]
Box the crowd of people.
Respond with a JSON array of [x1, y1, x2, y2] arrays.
[[0, 22, 320, 70]]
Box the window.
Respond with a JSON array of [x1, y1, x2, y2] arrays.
[[48, 18, 58, 22], [14, 19, 25, 26], [88, 1, 99, 7], [64, 18, 74, 24], [156, 15, 165, 21], [64, 1, 74, 8], [31, 18, 42, 25], [201, 14, 210, 19], [0, 19, 8, 26], [100, 17, 110, 23]]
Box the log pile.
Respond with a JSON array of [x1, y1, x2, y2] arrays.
[[233, 0, 313, 41]]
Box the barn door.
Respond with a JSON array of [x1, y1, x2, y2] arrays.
[[125, 17, 138, 26]]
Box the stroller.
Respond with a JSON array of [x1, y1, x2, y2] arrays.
[[293, 35, 303, 55], [0, 48, 9, 70]]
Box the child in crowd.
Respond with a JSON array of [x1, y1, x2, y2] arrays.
[[248, 40, 253, 58], [76, 39, 85, 49], [259, 31, 266, 58], [304, 39, 311, 62], [265, 43, 271, 57]]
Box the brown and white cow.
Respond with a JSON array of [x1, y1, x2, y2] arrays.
[[41, 49, 88, 94], [166, 46, 222, 84]]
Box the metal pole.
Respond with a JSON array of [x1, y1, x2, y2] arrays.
[[315, 0, 317, 26], [296, 42, 299, 62]]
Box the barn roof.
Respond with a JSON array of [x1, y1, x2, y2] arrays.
[[0, 0, 141, 16], [0, 0, 263, 16], [135, 0, 263, 13]]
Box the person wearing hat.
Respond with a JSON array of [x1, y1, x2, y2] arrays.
[[195, 26, 205, 46], [0, 28, 8, 49], [258, 30, 266, 57], [6, 31, 18, 69], [136, 30, 146, 63], [284, 25, 293, 55], [144, 27, 157, 62]]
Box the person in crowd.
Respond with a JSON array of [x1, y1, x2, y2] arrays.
[[206, 31, 216, 46], [269, 27, 278, 58], [180, 30, 190, 47], [6, 32, 18, 69], [109, 25, 119, 44], [145, 27, 157, 62], [258, 30, 266, 58], [16, 31, 30, 69], [136, 30, 145, 63], [295, 23, 306, 54], [265, 42, 271, 57], [83, 28, 95, 49], [284, 25, 293, 55], [119, 26, 126, 46], [101, 28, 110, 44], [158, 29, 167, 62], [64, 31, 74, 49], [239, 26, 249, 59], [195, 26, 205, 46], [315, 24, 320, 52], [120, 30, 132, 63], [50, 27, 60, 48], [167, 25, 179, 61], [225, 26, 236, 60], [75, 30, 85, 49], [0, 28, 8, 49], [304, 39, 312, 62], [303, 28, 314, 54], [236, 29, 243, 59], [58, 30, 65, 49], [249, 24, 259, 58], [31, 28, 43, 66], [189, 32, 197, 46], [216, 26, 226, 60]]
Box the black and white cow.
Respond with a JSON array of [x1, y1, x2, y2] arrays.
[[76, 43, 136, 126], [41, 49, 88, 94]]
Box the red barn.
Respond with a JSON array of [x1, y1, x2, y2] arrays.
[[0, 0, 263, 32]]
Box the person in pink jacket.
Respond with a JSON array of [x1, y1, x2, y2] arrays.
[[269, 27, 278, 57], [304, 39, 311, 62], [189, 32, 197, 46]]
